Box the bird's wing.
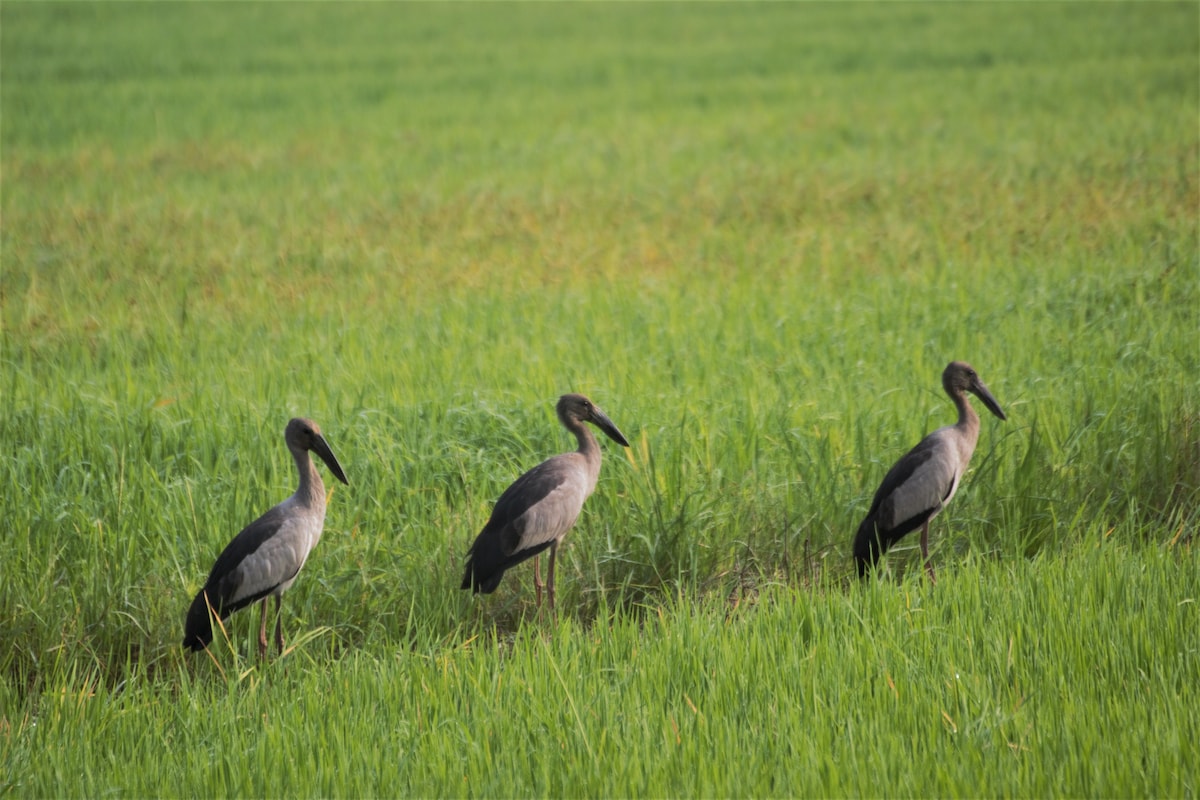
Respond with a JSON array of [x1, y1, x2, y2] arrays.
[[874, 429, 958, 532], [484, 454, 587, 555], [204, 504, 288, 582], [202, 501, 313, 611]]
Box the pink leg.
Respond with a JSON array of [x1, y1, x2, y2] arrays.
[[547, 541, 559, 613], [257, 599, 269, 659], [274, 595, 285, 654], [533, 554, 543, 607], [920, 522, 937, 585]]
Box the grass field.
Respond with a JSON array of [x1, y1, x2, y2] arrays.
[[2, 2, 1198, 796]]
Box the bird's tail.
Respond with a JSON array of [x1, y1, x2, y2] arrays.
[[853, 515, 886, 578], [182, 589, 216, 651], [461, 554, 505, 594], [460, 537, 507, 595]]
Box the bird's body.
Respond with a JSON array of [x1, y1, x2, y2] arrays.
[[461, 393, 629, 608], [853, 361, 1006, 582], [183, 418, 349, 656]]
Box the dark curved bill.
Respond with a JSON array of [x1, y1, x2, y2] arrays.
[[973, 381, 1007, 422], [591, 407, 630, 447], [313, 434, 350, 485]]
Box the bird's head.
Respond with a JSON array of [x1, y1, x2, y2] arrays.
[[557, 394, 630, 447], [286, 417, 350, 485], [943, 362, 1007, 421]]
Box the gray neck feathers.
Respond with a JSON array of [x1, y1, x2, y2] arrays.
[[566, 417, 603, 486], [291, 446, 327, 509]]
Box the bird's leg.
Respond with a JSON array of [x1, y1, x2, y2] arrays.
[[257, 598, 269, 659], [274, 595, 285, 654], [533, 554, 543, 608], [920, 522, 937, 585], [546, 540, 558, 613]]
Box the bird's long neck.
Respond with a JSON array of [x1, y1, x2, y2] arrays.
[[566, 417, 603, 484], [291, 446, 327, 510], [951, 389, 982, 451]]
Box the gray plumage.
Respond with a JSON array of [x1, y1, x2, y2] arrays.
[[183, 417, 349, 656], [461, 393, 630, 609], [854, 361, 1006, 582]]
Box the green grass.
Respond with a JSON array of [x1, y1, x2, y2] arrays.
[[2, 2, 1197, 796], [4, 548, 1196, 796]]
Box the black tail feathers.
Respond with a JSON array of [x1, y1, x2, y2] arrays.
[[853, 516, 886, 578], [182, 589, 216, 651], [461, 551, 505, 594]]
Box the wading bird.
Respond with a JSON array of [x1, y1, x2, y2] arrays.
[[183, 418, 349, 657], [461, 393, 630, 610], [853, 361, 1006, 583]]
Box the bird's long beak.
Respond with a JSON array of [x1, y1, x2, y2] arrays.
[[312, 434, 350, 485], [972, 380, 1007, 422], [590, 406, 630, 447]]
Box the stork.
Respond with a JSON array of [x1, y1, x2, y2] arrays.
[[183, 417, 349, 657], [461, 393, 629, 610], [853, 361, 1006, 583]]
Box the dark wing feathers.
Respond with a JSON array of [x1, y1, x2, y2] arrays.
[[487, 457, 572, 536], [203, 504, 290, 588], [182, 504, 291, 651], [461, 457, 573, 594], [868, 436, 940, 516], [853, 433, 944, 574]]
